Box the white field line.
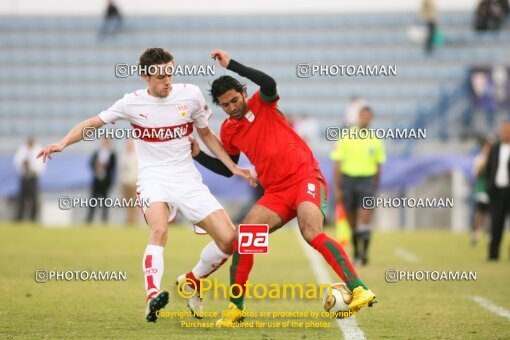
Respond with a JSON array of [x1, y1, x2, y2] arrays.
[[471, 296, 510, 321], [394, 247, 421, 263]]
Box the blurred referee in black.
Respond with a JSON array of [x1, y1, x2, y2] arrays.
[[331, 107, 386, 265]]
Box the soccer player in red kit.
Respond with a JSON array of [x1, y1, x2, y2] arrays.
[[185, 50, 376, 326]]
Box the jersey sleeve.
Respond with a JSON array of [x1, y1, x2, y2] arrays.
[[259, 90, 279, 104], [255, 90, 279, 107], [191, 86, 213, 128], [98, 97, 128, 124], [220, 124, 241, 155]]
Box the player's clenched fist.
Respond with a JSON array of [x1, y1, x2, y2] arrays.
[[211, 49, 230, 68], [188, 136, 201, 157], [37, 142, 64, 162]]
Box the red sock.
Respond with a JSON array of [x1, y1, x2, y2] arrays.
[[186, 271, 201, 291], [184, 256, 228, 294], [230, 240, 253, 309], [310, 233, 367, 291]]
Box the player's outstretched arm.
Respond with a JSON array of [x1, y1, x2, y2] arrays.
[[189, 136, 240, 177], [196, 126, 256, 187], [37, 116, 106, 162], [211, 49, 277, 101]]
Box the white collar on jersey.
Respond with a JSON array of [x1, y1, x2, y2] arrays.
[[143, 88, 173, 101]]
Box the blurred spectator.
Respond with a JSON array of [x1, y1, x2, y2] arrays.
[[471, 136, 493, 245], [98, 0, 122, 40], [470, 66, 510, 131], [14, 137, 46, 221], [420, 0, 438, 54], [330, 107, 386, 266], [502, 0, 510, 16], [86, 139, 116, 223], [119, 140, 138, 224], [293, 114, 320, 151], [471, 70, 496, 130], [485, 122, 510, 260], [474, 0, 507, 31], [344, 96, 367, 127]]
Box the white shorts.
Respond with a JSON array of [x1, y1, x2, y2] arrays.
[[137, 175, 223, 233]]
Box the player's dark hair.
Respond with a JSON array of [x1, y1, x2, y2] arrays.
[[360, 106, 373, 115], [138, 48, 173, 73], [209, 75, 247, 105]]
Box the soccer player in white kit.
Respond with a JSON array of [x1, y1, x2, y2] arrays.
[[37, 48, 255, 322]]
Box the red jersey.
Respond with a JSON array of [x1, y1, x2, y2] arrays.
[[220, 91, 321, 192]]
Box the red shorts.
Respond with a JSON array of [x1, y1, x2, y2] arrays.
[[257, 174, 328, 224]]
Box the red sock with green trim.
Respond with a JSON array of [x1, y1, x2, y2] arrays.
[[310, 233, 367, 291], [229, 241, 253, 310]]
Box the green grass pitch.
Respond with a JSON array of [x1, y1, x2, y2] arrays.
[[0, 223, 509, 339]]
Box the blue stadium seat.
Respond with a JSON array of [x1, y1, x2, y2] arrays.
[[0, 13, 508, 138]]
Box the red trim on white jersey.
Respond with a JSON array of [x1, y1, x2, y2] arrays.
[[131, 122, 193, 142]]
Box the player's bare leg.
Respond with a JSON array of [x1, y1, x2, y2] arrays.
[[231, 204, 283, 308], [195, 209, 237, 253], [297, 201, 376, 313], [177, 209, 236, 318], [143, 202, 171, 322], [216, 204, 283, 327]]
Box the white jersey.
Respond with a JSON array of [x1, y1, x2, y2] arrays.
[[98, 84, 212, 184]]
